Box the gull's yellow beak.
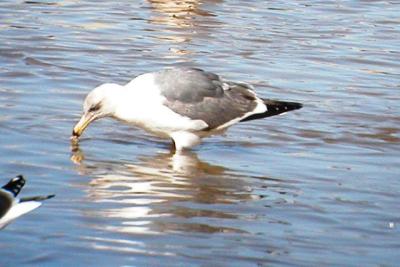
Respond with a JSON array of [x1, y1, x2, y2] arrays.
[[72, 113, 96, 139]]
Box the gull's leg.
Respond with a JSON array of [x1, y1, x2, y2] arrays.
[[170, 139, 177, 153], [170, 131, 201, 152]]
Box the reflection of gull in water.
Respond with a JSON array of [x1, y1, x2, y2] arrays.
[[147, 0, 219, 28], [70, 143, 257, 235], [71, 142, 224, 177], [146, 0, 221, 55]]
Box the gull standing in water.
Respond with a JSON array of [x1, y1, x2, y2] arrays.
[[72, 68, 302, 151], [0, 175, 54, 229]]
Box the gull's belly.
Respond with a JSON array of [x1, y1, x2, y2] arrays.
[[114, 101, 208, 137]]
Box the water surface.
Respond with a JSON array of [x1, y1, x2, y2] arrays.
[[0, 1, 399, 266]]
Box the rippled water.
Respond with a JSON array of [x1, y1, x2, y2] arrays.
[[0, 1, 399, 266]]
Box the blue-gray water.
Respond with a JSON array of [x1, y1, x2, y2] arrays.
[[0, 1, 399, 266]]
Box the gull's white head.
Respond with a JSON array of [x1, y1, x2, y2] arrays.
[[72, 83, 123, 138]]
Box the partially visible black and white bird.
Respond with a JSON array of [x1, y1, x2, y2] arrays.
[[0, 175, 54, 229], [72, 67, 302, 151]]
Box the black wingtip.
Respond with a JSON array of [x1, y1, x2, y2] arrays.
[[290, 102, 303, 110], [269, 99, 302, 110], [241, 99, 303, 122], [2, 175, 26, 197], [294, 102, 303, 110], [263, 99, 303, 114]]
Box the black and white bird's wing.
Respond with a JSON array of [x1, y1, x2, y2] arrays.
[[1, 195, 55, 228], [154, 68, 267, 130], [0, 201, 42, 229], [0, 176, 54, 229]]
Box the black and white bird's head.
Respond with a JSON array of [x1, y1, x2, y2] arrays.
[[0, 175, 54, 230], [72, 83, 123, 139]]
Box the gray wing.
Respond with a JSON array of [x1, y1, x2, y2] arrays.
[[154, 68, 259, 130], [0, 191, 12, 218], [153, 68, 224, 102]]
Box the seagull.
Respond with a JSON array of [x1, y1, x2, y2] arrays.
[[0, 175, 54, 229], [72, 68, 302, 151]]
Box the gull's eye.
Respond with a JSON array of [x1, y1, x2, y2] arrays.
[[88, 102, 102, 113]]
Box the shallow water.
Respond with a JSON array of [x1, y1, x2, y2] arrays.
[[0, 0, 399, 266]]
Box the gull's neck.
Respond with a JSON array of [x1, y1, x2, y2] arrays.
[[112, 73, 164, 124]]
